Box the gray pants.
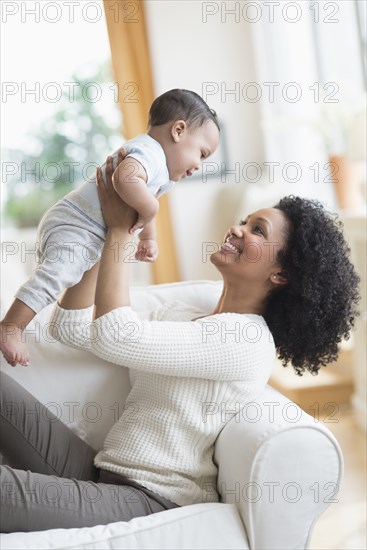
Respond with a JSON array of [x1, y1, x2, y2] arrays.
[[0, 371, 180, 533]]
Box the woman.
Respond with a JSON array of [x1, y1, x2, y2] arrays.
[[0, 153, 360, 532]]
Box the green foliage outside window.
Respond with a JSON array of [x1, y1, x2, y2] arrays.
[[3, 63, 123, 228]]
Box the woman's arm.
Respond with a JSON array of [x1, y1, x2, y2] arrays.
[[58, 261, 100, 311], [90, 307, 275, 381], [94, 156, 137, 319], [93, 227, 132, 318]]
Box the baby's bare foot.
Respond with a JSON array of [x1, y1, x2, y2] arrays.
[[0, 322, 29, 367]]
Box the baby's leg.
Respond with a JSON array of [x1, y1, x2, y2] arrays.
[[1, 260, 101, 367], [0, 300, 36, 367], [1, 217, 104, 367]]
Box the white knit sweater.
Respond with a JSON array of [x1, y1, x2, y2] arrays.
[[50, 300, 275, 507]]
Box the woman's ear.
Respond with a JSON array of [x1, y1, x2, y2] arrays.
[[171, 120, 187, 142], [271, 271, 288, 286]]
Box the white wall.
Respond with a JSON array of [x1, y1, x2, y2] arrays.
[[145, 1, 264, 167], [144, 0, 265, 280]]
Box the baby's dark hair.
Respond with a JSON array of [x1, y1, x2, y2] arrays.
[[263, 195, 361, 376], [148, 89, 220, 132]]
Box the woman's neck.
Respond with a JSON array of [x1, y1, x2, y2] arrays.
[[212, 284, 265, 316]]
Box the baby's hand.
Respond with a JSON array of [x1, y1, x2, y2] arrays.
[[135, 239, 159, 262]]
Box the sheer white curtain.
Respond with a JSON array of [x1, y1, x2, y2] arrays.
[[250, 0, 366, 209]]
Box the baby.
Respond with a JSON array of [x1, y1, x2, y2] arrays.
[[0, 89, 220, 367]]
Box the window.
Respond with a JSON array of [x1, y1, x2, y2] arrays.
[[1, 0, 123, 227], [355, 0, 367, 86], [251, 0, 366, 208]]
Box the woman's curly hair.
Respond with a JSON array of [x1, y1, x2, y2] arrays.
[[263, 195, 361, 376]]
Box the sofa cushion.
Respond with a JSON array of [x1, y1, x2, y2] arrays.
[[0, 503, 249, 550]]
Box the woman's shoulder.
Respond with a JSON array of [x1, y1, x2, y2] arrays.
[[150, 301, 269, 327]]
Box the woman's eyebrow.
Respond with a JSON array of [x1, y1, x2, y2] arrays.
[[246, 215, 271, 230], [255, 217, 271, 228]]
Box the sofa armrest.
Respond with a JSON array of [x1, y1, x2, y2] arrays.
[[214, 385, 343, 550]]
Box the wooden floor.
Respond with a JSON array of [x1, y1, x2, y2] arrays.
[[309, 404, 366, 550]]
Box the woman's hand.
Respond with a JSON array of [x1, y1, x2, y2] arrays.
[[96, 150, 137, 231]]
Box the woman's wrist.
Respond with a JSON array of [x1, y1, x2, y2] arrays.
[[106, 225, 129, 237], [105, 226, 136, 261]]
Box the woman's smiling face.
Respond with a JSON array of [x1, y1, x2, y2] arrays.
[[211, 207, 290, 287]]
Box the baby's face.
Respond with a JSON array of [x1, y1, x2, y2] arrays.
[[166, 120, 220, 182]]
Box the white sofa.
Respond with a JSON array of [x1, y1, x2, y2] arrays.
[[0, 280, 343, 550]]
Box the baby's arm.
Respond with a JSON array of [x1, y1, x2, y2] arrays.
[[112, 157, 159, 234], [135, 219, 159, 262]]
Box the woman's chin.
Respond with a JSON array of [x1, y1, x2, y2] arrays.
[[210, 250, 231, 267]]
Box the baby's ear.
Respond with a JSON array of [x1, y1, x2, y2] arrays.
[[171, 120, 187, 142]]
